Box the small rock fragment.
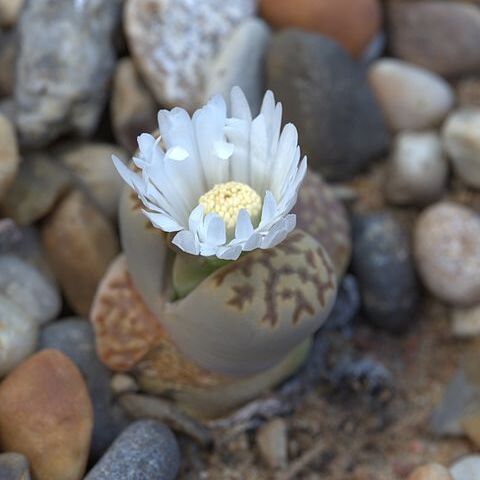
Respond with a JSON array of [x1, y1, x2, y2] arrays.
[[0, 114, 19, 202], [408, 464, 452, 480], [110, 374, 138, 396], [84, 420, 180, 480], [256, 418, 288, 469], [111, 59, 157, 154], [0, 350, 93, 480], [385, 131, 448, 206], [0, 452, 30, 480], [451, 305, 480, 338]]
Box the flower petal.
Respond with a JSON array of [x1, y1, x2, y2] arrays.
[[230, 86, 252, 122], [235, 209, 254, 241], [172, 230, 199, 255], [142, 210, 183, 232], [205, 214, 226, 246], [217, 244, 243, 261]]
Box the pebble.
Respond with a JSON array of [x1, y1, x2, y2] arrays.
[[457, 78, 480, 109], [111, 58, 157, 154], [39, 319, 130, 460], [369, 59, 454, 132], [443, 109, 480, 189], [0, 350, 93, 480], [204, 18, 271, 116], [0, 255, 60, 325], [414, 202, 480, 306], [0, 294, 37, 377], [84, 420, 180, 480], [110, 374, 138, 396], [256, 418, 288, 469], [0, 114, 19, 202], [15, 0, 122, 147], [450, 455, 480, 480], [352, 212, 419, 332], [59, 143, 127, 220], [125, 0, 255, 111], [259, 0, 381, 57], [451, 305, 480, 338], [408, 464, 452, 480], [0, 453, 31, 480], [0, 0, 24, 28], [42, 191, 119, 315], [266, 29, 389, 181], [388, 1, 480, 77], [385, 131, 448, 206], [1, 153, 71, 226]]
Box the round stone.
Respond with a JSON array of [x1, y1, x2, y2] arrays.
[[369, 59, 454, 132], [443, 109, 480, 188], [84, 420, 180, 480], [266, 29, 389, 181], [388, 1, 480, 77], [385, 131, 448, 206], [352, 212, 419, 332], [0, 350, 93, 480], [0, 453, 30, 480], [124, 0, 256, 111], [450, 455, 480, 480], [0, 255, 61, 326], [414, 202, 480, 306], [408, 464, 452, 480], [259, 0, 381, 57], [0, 294, 37, 377]]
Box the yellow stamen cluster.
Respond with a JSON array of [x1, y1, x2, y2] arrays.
[[199, 181, 262, 232]]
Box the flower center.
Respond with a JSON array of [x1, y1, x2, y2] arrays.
[[199, 181, 262, 232]]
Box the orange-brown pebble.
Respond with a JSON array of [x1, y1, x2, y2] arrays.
[[408, 463, 453, 480], [259, 0, 381, 57], [0, 349, 93, 480]]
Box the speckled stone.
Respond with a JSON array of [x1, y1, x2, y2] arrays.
[[414, 202, 480, 306], [352, 212, 419, 332], [84, 420, 180, 480], [443, 109, 480, 189], [267, 29, 389, 180], [15, 0, 122, 147], [388, 1, 480, 77], [124, 0, 256, 111]]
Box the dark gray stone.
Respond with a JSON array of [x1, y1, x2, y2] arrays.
[[0, 453, 30, 480], [352, 212, 419, 332], [39, 319, 129, 460], [15, 0, 122, 147], [266, 29, 389, 181], [84, 420, 180, 480]]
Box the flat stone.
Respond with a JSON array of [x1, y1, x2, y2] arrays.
[[385, 131, 448, 206], [84, 420, 180, 480], [1, 153, 71, 226], [15, 0, 122, 147], [111, 59, 157, 154], [0, 114, 19, 202], [0, 255, 60, 325], [443, 109, 480, 189], [0, 294, 37, 377], [124, 0, 255, 111], [59, 143, 127, 220], [256, 418, 288, 469], [41, 191, 120, 315], [352, 212, 419, 332], [266, 29, 389, 180], [0, 453, 30, 480], [388, 1, 480, 77], [369, 59, 454, 132], [0, 350, 93, 480], [204, 18, 271, 116], [39, 319, 129, 460], [450, 455, 480, 480], [414, 202, 480, 306], [259, 0, 381, 57], [408, 464, 452, 480]]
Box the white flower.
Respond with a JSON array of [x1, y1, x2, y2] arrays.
[[112, 87, 307, 261]]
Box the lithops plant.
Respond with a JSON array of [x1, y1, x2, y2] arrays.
[[91, 87, 350, 418]]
